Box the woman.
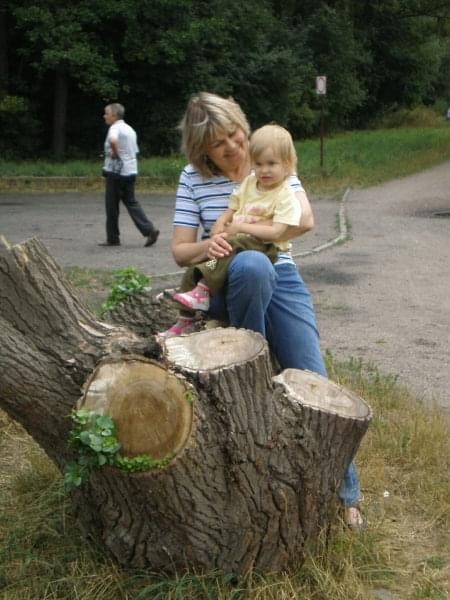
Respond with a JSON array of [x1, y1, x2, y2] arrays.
[[171, 92, 363, 528]]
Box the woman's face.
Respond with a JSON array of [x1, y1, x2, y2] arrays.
[[206, 127, 247, 174]]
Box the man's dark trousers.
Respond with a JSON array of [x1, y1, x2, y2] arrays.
[[104, 173, 155, 243]]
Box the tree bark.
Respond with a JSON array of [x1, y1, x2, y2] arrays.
[[0, 3, 8, 94], [52, 69, 68, 159], [0, 238, 372, 574]]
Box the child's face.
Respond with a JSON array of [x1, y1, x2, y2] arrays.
[[253, 147, 290, 191]]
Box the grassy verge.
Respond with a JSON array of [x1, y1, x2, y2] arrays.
[[0, 346, 448, 599], [298, 127, 450, 193], [1, 126, 450, 194], [64, 266, 116, 314]]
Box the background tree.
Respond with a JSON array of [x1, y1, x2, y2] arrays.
[[1, 0, 449, 158], [116, 0, 312, 153], [352, 0, 448, 119], [12, 0, 121, 158]]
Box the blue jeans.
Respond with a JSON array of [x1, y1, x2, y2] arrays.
[[209, 252, 360, 507]]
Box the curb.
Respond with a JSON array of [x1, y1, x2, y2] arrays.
[[150, 189, 350, 282], [292, 187, 349, 259], [0, 176, 173, 193]]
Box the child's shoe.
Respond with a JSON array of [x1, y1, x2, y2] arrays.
[[158, 316, 195, 338], [172, 282, 210, 312]]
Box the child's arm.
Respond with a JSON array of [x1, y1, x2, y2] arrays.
[[278, 190, 313, 240], [225, 220, 288, 241], [210, 208, 235, 235]]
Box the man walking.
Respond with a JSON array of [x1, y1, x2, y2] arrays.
[[100, 103, 159, 247]]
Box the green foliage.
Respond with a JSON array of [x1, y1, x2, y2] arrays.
[[185, 391, 194, 405], [0, 95, 27, 113], [0, 95, 42, 158], [371, 105, 446, 128], [101, 266, 151, 313], [3, 0, 450, 156], [64, 410, 120, 489], [12, 0, 119, 99], [64, 409, 172, 490]]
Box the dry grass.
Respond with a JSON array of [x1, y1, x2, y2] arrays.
[[1, 353, 448, 599]]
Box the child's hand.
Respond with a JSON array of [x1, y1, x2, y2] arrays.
[[211, 222, 225, 235], [224, 222, 241, 235]]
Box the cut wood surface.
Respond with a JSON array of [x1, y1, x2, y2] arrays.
[[0, 237, 372, 574], [81, 356, 194, 458]]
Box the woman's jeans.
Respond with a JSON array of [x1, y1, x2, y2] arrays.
[[209, 251, 360, 507]]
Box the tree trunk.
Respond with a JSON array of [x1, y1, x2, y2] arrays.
[[52, 69, 68, 159], [0, 3, 8, 94], [0, 238, 372, 574]]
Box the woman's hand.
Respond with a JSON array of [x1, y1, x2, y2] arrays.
[[206, 233, 233, 259]]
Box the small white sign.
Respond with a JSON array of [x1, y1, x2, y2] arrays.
[[316, 75, 327, 95]]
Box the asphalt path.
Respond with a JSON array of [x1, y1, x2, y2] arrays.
[[1, 162, 449, 409]]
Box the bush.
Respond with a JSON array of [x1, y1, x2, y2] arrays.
[[370, 105, 445, 129], [0, 95, 43, 158]]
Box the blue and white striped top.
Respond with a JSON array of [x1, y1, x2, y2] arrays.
[[173, 164, 304, 264]]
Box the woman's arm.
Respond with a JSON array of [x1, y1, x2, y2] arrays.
[[171, 226, 233, 267]]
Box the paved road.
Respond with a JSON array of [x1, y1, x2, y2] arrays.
[[1, 163, 449, 408], [0, 190, 340, 276]]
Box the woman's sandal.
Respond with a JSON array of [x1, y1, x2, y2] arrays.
[[345, 506, 365, 530]]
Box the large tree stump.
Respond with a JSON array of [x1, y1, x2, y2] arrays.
[[0, 238, 372, 574]]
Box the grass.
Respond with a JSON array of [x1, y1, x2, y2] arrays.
[[1, 125, 450, 194], [297, 126, 450, 193], [0, 349, 448, 599], [64, 266, 116, 314]]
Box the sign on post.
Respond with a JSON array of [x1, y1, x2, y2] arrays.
[[316, 75, 327, 95], [316, 76, 326, 168]]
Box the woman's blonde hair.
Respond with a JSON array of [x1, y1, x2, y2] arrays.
[[179, 92, 250, 177], [249, 124, 297, 174]]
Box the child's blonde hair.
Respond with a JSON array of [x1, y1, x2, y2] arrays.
[[249, 124, 297, 174]]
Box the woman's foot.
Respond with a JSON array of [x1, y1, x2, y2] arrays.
[[158, 316, 195, 338], [345, 506, 364, 530], [172, 282, 210, 311]]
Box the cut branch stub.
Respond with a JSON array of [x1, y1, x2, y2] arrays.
[[79, 356, 195, 459], [274, 368, 372, 419], [162, 326, 267, 372], [272, 368, 372, 529]]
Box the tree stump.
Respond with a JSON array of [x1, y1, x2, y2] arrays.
[[0, 238, 372, 574]]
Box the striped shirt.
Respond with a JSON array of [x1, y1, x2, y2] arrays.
[[173, 164, 304, 264]]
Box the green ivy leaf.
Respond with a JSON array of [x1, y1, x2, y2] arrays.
[[64, 409, 173, 491]]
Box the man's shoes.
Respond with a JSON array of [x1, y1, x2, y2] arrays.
[[145, 230, 160, 247], [98, 240, 120, 246]]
